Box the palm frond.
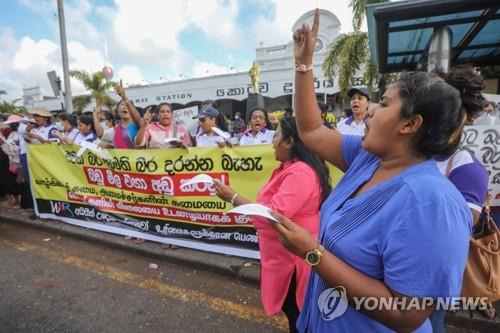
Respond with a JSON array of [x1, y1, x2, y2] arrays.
[[70, 70, 93, 89], [363, 57, 380, 99], [73, 95, 92, 112], [102, 96, 117, 113], [349, 0, 389, 31], [323, 32, 369, 101], [322, 34, 350, 85]]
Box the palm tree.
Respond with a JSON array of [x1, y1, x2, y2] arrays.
[[70, 70, 116, 112], [322, 0, 388, 101]]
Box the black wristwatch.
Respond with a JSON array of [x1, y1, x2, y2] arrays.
[[304, 244, 325, 266]]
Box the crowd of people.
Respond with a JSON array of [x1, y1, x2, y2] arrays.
[[1, 8, 500, 333]]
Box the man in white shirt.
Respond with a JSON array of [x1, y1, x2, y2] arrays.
[[336, 87, 370, 136]]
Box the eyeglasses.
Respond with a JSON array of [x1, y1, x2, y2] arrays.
[[251, 115, 265, 120]]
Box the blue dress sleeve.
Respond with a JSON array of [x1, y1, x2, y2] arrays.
[[341, 135, 363, 167], [382, 197, 471, 298]]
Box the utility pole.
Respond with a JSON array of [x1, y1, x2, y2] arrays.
[[57, 0, 73, 113]]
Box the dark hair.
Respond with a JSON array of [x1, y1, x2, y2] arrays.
[[318, 102, 328, 113], [58, 113, 77, 127], [482, 100, 496, 109], [9, 123, 19, 131], [78, 114, 95, 133], [249, 107, 272, 130], [395, 65, 484, 158], [101, 110, 115, 126], [280, 117, 331, 203], [202, 99, 218, 108], [157, 103, 173, 112], [215, 112, 229, 132], [114, 99, 134, 114], [136, 106, 144, 117], [284, 107, 293, 116], [145, 104, 158, 114]]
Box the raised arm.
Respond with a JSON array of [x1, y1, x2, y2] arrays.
[[115, 79, 144, 128], [134, 121, 149, 147], [294, 9, 347, 171], [92, 106, 105, 138]]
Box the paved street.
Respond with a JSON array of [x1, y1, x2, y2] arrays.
[[0, 217, 493, 332], [0, 220, 286, 333]]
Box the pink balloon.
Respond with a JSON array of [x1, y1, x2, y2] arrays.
[[102, 66, 113, 79]]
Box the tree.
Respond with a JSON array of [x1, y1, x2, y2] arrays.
[[322, 0, 387, 101], [70, 70, 116, 112], [0, 101, 26, 115]]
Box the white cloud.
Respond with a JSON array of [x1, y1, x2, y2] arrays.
[[13, 37, 59, 71], [117, 65, 144, 86], [192, 62, 232, 78], [2, 0, 361, 101], [186, 0, 244, 48], [251, 0, 358, 47]]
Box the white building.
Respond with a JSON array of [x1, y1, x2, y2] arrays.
[[30, 9, 362, 117]]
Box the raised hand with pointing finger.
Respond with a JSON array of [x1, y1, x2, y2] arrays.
[[293, 8, 319, 69]]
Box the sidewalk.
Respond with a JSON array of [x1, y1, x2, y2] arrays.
[[1, 209, 499, 332], [0, 209, 261, 286]]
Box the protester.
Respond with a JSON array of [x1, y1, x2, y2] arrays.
[[268, 113, 280, 130], [0, 115, 22, 209], [112, 80, 144, 148], [336, 87, 370, 135], [269, 10, 484, 332], [24, 107, 58, 144], [431, 151, 489, 327], [17, 116, 37, 210], [318, 102, 333, 129], [53, 113, 79, 143], [239, 108, 275, 145], [214, 116, 330, 332], [231, 112, 246, 138], [284, 107, 294, 118], [92, 107, 115, 148], [0, 115, 12, 204], [474, 100, 500, 125], [135, 102, 192, 148], [193, 106, 231, 147]]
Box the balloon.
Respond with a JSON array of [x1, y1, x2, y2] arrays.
[[102, 66, 113, 82]]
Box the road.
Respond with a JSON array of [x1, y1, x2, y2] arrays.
[[0, 218, 484, 333], [0, 220, 286, 333]]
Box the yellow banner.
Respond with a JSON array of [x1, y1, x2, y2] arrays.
[[28, 143, 342, 258]]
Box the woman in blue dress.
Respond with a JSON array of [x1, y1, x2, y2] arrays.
[[270, 9, 486, 332]]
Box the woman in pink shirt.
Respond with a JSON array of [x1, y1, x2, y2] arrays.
[[214, 116, 330, 332], [135, 103, 192, 148]]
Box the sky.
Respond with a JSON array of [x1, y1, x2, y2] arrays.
[[0, 0, 361, 102]]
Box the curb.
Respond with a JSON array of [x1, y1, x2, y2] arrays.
[[0, 212, 260, 286], [2, 212, 499, 331]]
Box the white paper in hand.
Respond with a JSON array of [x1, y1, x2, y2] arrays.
[[77, 140, 112, 160], [180, 174, 215, 189], [164, 137, 182, 144], [226, 204, 279, 223], [211, 127, 230, 140]]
